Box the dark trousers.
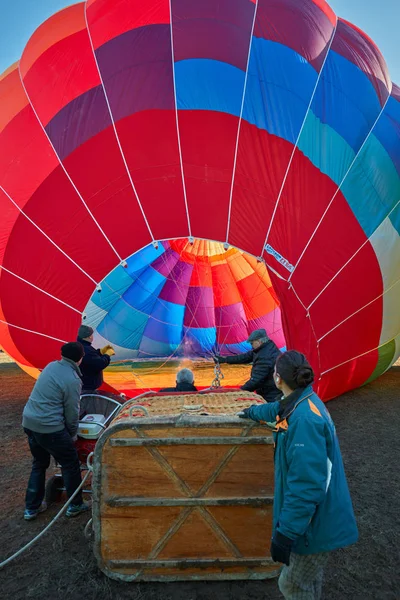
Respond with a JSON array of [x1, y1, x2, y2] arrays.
[[24, 428, 83, 510]]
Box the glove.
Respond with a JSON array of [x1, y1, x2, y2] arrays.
[[270, 531, 294, 566], [100, 345, 114, 355], [238, 407, 252, 419], [104, 347, 115, 357]]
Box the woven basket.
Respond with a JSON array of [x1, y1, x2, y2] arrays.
[[113, 390, 266, 422]]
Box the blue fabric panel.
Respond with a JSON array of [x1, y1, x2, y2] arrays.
[[175, 58, 244, 114], [97, 313, 148, 350], [243, 39, 317, 144], [92, 265, 135, 311], [123, 267, 166, 312], [138, 335, 179, 358], [298, 111, 355, 186], [126, 242, 166, 279], [341, 136, 400, 237], [311, 52, 382, 153], [373, 95, 400, 177], [143, 300, 185, 345], [183, 326, 217, 354]]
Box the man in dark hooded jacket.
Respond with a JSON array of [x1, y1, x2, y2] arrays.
[[214, 329, 281, 401], [77, 325, 115, 393]]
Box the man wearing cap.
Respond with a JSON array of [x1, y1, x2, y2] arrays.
[[77, 324, 115, 393], [214, 329, 281, 401], [22, 342, 90, 520]]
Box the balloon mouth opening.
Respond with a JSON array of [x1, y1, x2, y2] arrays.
[[83, 238, 286, 371]]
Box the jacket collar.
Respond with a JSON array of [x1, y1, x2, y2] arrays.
[[77, 337, 92, 347], [253, 341, 268, 353], [278, 385, 314, 420], [60, 357, 82, 377]]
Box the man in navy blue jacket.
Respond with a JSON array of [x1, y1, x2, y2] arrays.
[[77, 325, 115, 393]]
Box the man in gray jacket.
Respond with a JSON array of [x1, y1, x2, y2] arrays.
[[22, 342, 89, 520]]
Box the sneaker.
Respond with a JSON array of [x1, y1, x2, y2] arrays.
[[24, 501, 47, 521], [66, 502, 90, 518]]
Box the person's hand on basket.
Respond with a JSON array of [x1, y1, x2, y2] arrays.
[[237, 407, 252, 419]]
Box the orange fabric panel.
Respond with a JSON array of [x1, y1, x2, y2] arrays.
[[0, 66, 29, 135], [236, 272, 277, 320], [212, 263, 241, 307], [20, 3, 86, 78]]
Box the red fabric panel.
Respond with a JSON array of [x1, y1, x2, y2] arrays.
[[177, 111, 240, 243], [22, 30, 101, 126], [288, 196, 375, 308], [0, 106, 58, 206], [87, 0, 170, 50], [309, 242, 383, 340], [271, 272, 321, 382], [116, 111, 189, 241], [2, 211, 93, 309], [0, 272, 82, 369], [61, 125, 153, 260], [24, 165, 120, 283], [229, 123, 294, 257], [265, 158, 367, 282], [317, 350, 378, 401], [318, 299, 382, 374]]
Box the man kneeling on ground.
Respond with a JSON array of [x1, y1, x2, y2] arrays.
[[160, 368, 198, 393], [22, 342, 90, 520]]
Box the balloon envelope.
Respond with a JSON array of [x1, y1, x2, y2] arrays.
[[0, 0, 399, 399]]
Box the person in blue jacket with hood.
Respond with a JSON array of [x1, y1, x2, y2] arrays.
[[239, 350, 358, 600]]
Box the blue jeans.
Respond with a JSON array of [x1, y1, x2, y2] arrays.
[[24, 428, 83, 510]]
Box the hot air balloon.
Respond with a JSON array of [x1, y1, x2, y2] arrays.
[[0, 0, 399, 400]]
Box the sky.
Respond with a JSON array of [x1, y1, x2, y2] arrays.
[[0, 0, 399, 82]]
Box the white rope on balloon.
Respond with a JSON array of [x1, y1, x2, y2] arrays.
[[17, 66, 124, 264], [225, 0, 260, 245], [288, 93, 392, 282], [84, 4, 155, 243], [261, 17, 339, 253], [168, 0, 192, 238]]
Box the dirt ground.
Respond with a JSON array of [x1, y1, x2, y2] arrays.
[[0, 357, 399, 600]]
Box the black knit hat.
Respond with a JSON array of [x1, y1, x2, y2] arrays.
[[78, 324, 94, 339], [61, 342, 84, 363], [247, 328, 268, 342]]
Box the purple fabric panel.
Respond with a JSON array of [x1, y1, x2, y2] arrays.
[[248, 309, 285, 348], [184, 286, 215, 328], [254, 0, 334, 72], [152, 248, 180, 277], [392, 84, 400, 102], [332, 19, 391, 107], [159, 260, 194, 305], [45, 85, 111, 160], [215, 302, 248, 344], [172, 0, 255, 71], [141, 318, 179, 344], [95, 24, 174, 122]]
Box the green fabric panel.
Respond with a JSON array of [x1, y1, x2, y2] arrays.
[[364, 339, 396, 385]]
